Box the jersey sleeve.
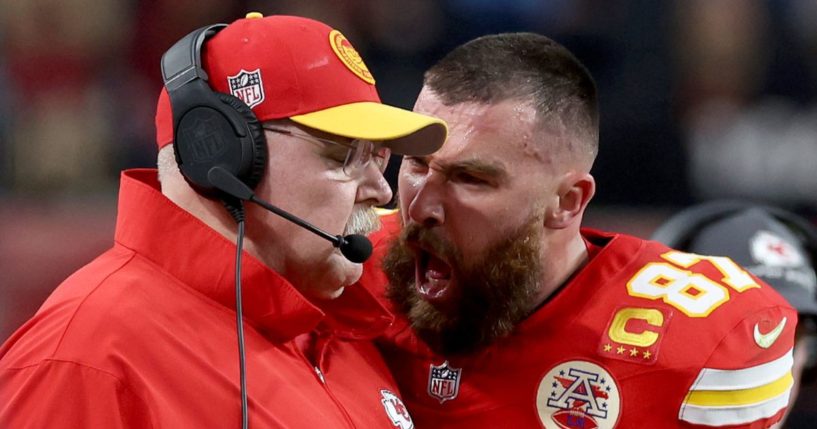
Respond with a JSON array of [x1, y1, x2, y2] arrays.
[[678, 305, 797, 428], [0, 360, 153, 428]]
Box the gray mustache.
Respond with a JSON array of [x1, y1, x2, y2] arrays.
[[343, 207, 381, 236]]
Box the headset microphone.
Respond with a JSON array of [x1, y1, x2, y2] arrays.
[[207, 166, 373, 263]]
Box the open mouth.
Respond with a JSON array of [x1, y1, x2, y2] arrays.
[[413, 245, 454, 304]]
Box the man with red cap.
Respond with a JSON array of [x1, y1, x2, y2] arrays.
[[0, 13, 446, 428]]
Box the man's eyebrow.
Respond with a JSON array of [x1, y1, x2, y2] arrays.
[[434, 159, 508, 180]]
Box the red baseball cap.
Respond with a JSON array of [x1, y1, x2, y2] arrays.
[[155, 13, 447, 155]]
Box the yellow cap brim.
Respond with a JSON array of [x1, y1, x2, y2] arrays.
[[290, 101, 447, 156]]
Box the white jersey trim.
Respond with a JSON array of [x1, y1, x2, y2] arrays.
[[679, 388, 790, 426], [690, 349, 793, 391]]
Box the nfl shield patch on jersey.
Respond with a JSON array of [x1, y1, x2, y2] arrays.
[[536, 360, 621, 429], [428, 360, 462, 404]]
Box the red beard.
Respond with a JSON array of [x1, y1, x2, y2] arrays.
[[383, 220, 543, 355]]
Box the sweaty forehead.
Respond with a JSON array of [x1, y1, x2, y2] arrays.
[[413, 89, 551, 164]]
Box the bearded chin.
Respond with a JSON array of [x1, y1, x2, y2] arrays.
[[383, 222, 543, 355]]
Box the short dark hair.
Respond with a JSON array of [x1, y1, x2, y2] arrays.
[[424, 33, 599, 163]]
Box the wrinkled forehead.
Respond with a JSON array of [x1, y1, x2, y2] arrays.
[[413, 90, 556, 166]]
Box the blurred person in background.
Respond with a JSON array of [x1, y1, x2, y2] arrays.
[[0, 13, 447, 428], [652, 201, 817, 428], [360, 32, 798, 428], [0, 0, 130, 192], [673, 0, 817, 207]]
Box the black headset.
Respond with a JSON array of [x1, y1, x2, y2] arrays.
[[160, 24, 268, 199], [650, 200, 817, 261]]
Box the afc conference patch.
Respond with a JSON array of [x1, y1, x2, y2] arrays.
[[227, 69, 265, 108], [536, 360, 621, 429], [427, 360, 461, 404]]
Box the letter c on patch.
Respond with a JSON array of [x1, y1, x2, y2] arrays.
[[608, 307, 664, 347]]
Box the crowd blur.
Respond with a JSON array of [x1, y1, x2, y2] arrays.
[[1, 0, 816, 426], [3, 0, 817, 205]]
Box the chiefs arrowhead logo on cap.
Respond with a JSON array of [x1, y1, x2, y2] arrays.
[[329, 30, 375, 84], [750, 230, 804, 268]]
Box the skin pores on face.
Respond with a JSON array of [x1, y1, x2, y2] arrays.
[[389, 89, 589, 351], [245, 126, 392, 300], [400, 89, 558, 259]]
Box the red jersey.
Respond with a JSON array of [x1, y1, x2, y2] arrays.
[[362, 212, 797, 429], [0, 170, 414, 429]]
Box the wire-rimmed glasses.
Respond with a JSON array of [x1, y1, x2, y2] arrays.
[[263, 126, 390, 177]]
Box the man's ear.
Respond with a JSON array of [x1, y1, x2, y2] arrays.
[[545, 172, 596, 229]]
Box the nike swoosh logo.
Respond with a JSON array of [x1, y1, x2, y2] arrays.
[[753, 317, 787, 349]]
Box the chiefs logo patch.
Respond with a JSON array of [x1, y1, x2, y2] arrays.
[[536, 360, 621, 429], [328, 30, 375, 84], [751, 230, 804, 267], [380, 389, 413, 429]]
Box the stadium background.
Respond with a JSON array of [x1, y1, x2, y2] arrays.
[[1, 0, 815, 426]]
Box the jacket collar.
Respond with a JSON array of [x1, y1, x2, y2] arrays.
[[114, 169, 392, 342]]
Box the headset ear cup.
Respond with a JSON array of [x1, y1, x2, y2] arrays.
[[215, 93, 268, 190]]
